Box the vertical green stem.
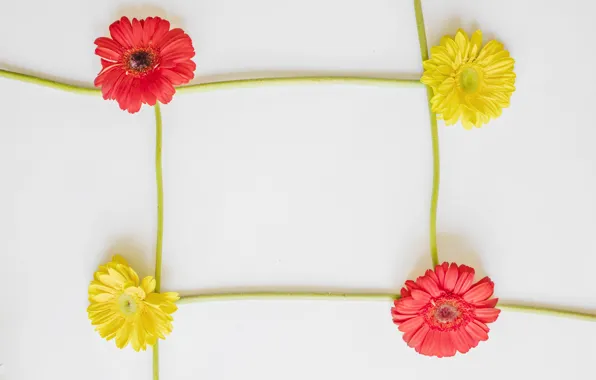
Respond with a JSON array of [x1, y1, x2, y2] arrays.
[[154, 102, 164, 292], [153, 342, 159, 380], [414, 0, 440, 267], [153, 102, 163, 380]]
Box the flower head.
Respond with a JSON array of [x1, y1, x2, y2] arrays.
[[421, 29, 516, 129], [391, 262, 500, 357], [94, 16, 196, 113], [87, 255, 179, 351]]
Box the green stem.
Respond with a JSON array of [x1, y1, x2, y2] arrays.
[[176, 292, 596, 322], [153, 102, 164, 380], [152, 342, 159, 380], [177, 292, 399, 304], [177, 76, 423, 93], [414, 0, 440, 267], [0, 69, 423, 95], [0, 69, 99, 95], [497, 303, 596, 322]]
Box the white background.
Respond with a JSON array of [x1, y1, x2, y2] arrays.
[[1, 0, 595, 379]]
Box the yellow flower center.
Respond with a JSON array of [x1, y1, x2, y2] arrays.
[[459, 66, 480, 93], [118, 293, 138, 316]]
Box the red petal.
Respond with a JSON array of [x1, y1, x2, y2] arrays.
[[95, 37, 124, 53], [417, 276, 442, 297], [94, 64, 121, 87], [156, 28, 186, 50], [460, 327, 479, 348], [405, 280, 419, 291], [95, 47, 121, 61], [160, 39, 195, 60], [394, 298, 427, 314], [410, 289, 431, 302], [472, 319, 490, 332], [407, 323, 429, 349], [425, 269, 440, 285], [157, 75, 176, 104], [419, 329, 439, 356], [453, 271, 474, 295], [161, 68, 188, 85], [168, 60, 196, 82], [435, 262, 449, 286], [392, 311, 416, 324], [465, 320, 489, 342], [474, 276, 491, 286], [118, 16, 136, 46], [398, 316, 424, 333], [151, 18, 171, 45], [116, 76, 134, 111], [109, 17, 134, 48], [438, 331, 456, 357], [140, 78, 157, 106], [474, 308, 501, 323], [475, 298, 499, 308], [132, 18, 144, 46], [463, 278, 494, 303], [458, 264, 474, 277], [444, 263, 459, 292], [100, 58, 117, 69], [142, 17, 158, 45], [400, 287, 411, 298], [450, 330, 470, 354], [126, 79, 143, 114]]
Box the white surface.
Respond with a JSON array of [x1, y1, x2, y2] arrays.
[[0, 0, 595, 379]]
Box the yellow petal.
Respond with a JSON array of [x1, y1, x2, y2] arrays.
[[469, 30, 483, 60], [112, 255, 129, 266], [429, 46, 454, 66], [163, 292, 180, 302], [115, 321, 133, 349], [98, 316, 125, 338], [141, 276, 156, 295], [90, 310, 118, 326], [98, 274, 122, 288], [476, 40, 505, 62], [437, 77, 456, 94], [89, 282, 117, 295], [91, 293, 115, 303], [454, 29, 469, 59]]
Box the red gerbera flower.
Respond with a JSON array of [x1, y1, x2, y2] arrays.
[[94, 16, 196, 113], [391, 262, 500, 357]]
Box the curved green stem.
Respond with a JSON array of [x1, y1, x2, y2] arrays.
[[414, 0, 440, 267], [153, 102, 164, 380], [0, 69, 99, 95], [0, 69, 422, 96]]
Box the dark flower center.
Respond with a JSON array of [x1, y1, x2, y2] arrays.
[[129, 51, 153, 71], [434, 304, 460, 323]]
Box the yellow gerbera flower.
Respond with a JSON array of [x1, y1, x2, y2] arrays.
[[87, 255, 179, 351], [421, 29, 516, 129]]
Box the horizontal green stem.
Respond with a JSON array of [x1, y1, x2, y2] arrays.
[[177, 76, 423, 93], [0, 69, 423, 96], [498, 303, 596, 322], [178, 292, 398, 304], [177, 292, 596, 322]]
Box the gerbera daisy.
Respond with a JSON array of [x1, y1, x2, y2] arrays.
[[421, 29, 516, 129], [391, 262, 500, 357], [87, 255, 179, 351], [94, 16, 196, 113]]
